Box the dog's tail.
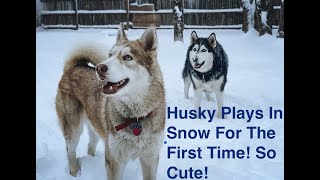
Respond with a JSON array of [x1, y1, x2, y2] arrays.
[[63, 44, 108, 73]]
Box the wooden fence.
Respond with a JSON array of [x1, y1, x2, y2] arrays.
[[40, 0, 281, 29]]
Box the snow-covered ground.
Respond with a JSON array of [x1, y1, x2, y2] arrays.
[[36, 27, 284, 180]]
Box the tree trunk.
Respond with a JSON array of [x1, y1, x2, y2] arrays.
[[173, 0, 184, 42], [254, 0, 273, 36], [277, 0, 284, 38]]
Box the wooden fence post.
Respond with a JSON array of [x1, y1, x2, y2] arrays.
[[74, 0, 79, 30], [254, 0, 273, 36], [173, 0, 184, 42], [126, 0, 130, 30], [277, 0, 284, 38], [242, 3, 249, 32]]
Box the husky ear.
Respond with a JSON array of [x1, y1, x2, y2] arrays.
[[116, 23, 128, 43], [139, 25, 158, 51], [190, 31, 198, 45], [208, 33, 217, 48]]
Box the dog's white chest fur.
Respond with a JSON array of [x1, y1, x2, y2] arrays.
[[191, 75, 224, 92]]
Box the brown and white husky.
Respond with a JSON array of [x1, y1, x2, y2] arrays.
[[55, 24, 166, 180]]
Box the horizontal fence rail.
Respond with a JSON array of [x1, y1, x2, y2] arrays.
[[40, 0, 281, 29]]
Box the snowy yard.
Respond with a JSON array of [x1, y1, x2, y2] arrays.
[[36, 27, 284, 180]]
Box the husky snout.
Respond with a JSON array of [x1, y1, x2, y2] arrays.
[[96, 64, 108, 80], [193, 55, 198, 62]]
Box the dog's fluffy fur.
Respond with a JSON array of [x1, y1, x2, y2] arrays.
[[55, 24, 166, 180], [182, 31, 228, 118]]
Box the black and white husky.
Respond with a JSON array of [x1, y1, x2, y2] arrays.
[[182, 31, 229, 118]]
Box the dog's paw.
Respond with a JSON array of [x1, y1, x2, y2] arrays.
[[216, 111, 223, 119], [69, 159, 81, 177], [70, 170, 81, 177], [88, 140, 98, 156]]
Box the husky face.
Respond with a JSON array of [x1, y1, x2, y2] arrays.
[[188, 31, 217, 73], [96, 24, 158, 96]]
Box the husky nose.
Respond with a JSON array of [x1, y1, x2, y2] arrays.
[[193, 56, 198, 62], [96, 64, 108, 80], [96, 64, 108, 73]]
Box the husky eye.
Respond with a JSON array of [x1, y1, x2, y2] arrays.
[[109, 53, 113, 57], [201, 49, 207, 52], [193, 48, 197, 51], [123, 55, 133, 61]]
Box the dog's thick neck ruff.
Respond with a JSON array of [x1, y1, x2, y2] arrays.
[[115, 111, 153, 136]]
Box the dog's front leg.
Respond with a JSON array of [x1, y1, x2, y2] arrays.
[[216, 91, 224, 119], [193, 88, 202, 109], [184, 76, 191, 99], [105, 140, 126, 180], [105, 154, 125, 180], [140, 154, 159, 180]]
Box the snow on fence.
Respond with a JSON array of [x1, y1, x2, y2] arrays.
[[40, 0, 281, 29]]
